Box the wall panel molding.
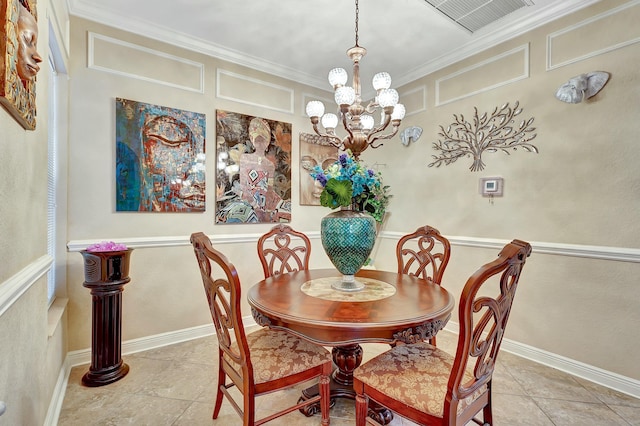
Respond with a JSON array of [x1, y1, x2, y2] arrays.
[[87, 32, 205, 93], [547, 0, 640, 70], [436, 44, 529, 106], [0, 255, 52, 317], [400, 86, 428, 116], [216, 69, 294, 113], [67, 233, 640, 263]]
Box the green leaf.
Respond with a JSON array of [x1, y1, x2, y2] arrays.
[[320, 179, 353, 209]]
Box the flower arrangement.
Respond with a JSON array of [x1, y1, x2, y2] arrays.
[[310, 150, 391, 222]]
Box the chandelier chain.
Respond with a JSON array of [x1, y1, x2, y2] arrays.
[[354, 0, 359, 46]]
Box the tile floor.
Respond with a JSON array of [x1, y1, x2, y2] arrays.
[[58, 329, 640, 425]]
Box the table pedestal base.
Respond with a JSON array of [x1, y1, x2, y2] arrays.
[[297, 343, 393, 425]]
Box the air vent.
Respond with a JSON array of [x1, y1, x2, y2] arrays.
[[424, 0, 534, 33]]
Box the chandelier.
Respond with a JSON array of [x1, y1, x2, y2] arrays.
[[305, 0, 405, 160]]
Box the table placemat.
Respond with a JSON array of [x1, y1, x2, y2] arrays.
[[301, 276, 396, 302]]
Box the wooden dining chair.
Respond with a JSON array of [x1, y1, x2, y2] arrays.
[[257, 224, 312, 278], [396, 225, 451, 285], [354, 239, 532, 426], [190, 232, 331, 426], [396, 225, 451, 345]]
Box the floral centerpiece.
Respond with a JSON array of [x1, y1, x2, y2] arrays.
[[310, 150, 391, 223], [310, 151, 390, 291]]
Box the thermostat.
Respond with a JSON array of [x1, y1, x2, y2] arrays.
[[479, 177, 503, 197]]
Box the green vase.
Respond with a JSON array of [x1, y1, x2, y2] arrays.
[[321, 208, 376, 291]]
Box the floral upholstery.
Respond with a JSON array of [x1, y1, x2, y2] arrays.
[[226, 328, 332, 384], [354, 342, 487, 417]]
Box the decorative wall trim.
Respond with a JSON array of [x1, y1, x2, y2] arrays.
[[87, 32, 205, 93], [444, 322, 640, 399], [436, 44, 530, 106], [68, 233, 640, 264], [546, 0, 640, 70], [0, 255, 52, 317], [400, 86, 428, 116], [216, 69, 295, 114]]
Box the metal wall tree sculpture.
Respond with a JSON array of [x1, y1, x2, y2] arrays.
[[428, 101, 538, 172]]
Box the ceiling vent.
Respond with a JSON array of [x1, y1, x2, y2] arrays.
[[423, 0, 534, 33]]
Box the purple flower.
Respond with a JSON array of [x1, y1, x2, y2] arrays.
[[339, 153, 348, 167], [87, 241, 128, 252]]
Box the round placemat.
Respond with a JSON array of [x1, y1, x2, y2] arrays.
[[301, 276, 396, 302]]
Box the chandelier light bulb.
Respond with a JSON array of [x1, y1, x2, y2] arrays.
[[306, 100, 325, 118], [321, 113, 339, 129], [378, 88, 399, 108], [328, 68, 348, 87], [372, 72, 392, 90], [391, 103, 406, 120], [360, 115, 374, 130], [335, 86, 356, 106]]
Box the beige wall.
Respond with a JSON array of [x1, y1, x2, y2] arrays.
[[64, 1, 640, 384], [2, 2, 638, 424], [0, 0, 70, 423]]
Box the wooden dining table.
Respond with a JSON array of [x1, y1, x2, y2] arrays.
[[247, 268, 454, 425]]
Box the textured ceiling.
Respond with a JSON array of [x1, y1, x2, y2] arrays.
[[68, 0, 599, 96]]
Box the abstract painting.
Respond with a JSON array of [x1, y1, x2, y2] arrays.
[[215, 110, 291, 223], [116, 98, 206, 212], [299, 133, 339, 206], [0, 0, 38, 130]]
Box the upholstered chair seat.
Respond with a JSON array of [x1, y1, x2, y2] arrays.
[[354, 342, 487, 418], [227, 328, 332, 384]]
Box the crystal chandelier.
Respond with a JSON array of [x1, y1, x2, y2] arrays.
[[305, 0, 405, 160]]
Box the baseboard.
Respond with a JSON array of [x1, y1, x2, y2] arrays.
[[66, 316, 257, 367], [43, 358, 71, 426], [443, 323, 640, 399]]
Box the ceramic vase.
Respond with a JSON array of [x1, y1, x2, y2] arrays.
[[320, 208, 376, 291]]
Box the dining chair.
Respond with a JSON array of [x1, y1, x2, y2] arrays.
[[190, 232, 331, 426], [396, 225, 451, 285], [354, 239, 532, 426], [396, 225, 451, 345], [257, 224, 312, 278]]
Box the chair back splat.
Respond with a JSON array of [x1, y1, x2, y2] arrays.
[[396, 225, 451, 345], [191, 232, 331, 426], [396, 225, 451, 285], [354, 239, 532, 426], [258, 224, 312, 278]]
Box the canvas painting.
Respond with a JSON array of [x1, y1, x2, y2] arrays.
[[0, 0, 39, 130], [116, 98, 206, 212], [299, 133, 339, 206], [215, 110, 292, 223]]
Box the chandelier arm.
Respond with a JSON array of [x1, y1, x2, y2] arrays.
[[341, 110, 356, 141], [368, 125, 401, 149], [367, 112, 393, 137], [312, 122, 346, 148]]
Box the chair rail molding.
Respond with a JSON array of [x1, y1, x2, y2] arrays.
[[0, 254, 53, 317], [68, 233, 640, 263]]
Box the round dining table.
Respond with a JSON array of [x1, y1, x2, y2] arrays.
[[247, 268, 454, 425]]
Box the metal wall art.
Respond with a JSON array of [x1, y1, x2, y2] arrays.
[[428, 101, 538, 172], [0, 0, 41, 130]]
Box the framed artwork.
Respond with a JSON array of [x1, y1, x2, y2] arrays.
[[215, 110, 292, 224], [299, 133, 339, 206], [0, 0, 39, 130], [116, 98, 206, 212]]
